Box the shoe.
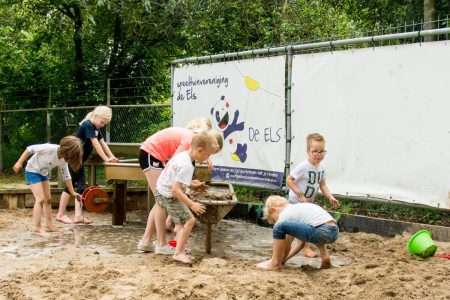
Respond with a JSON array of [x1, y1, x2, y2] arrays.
[[137, 239, 154, 253], [155, 243, 176, 255]]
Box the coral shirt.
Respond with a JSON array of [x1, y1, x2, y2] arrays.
[[140, 127, 193, 165]]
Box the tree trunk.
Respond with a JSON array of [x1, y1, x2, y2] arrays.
[[72, 5, 86, 97], [424, 0, 436, 42]]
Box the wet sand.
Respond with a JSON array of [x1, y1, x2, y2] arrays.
[[0, 209, 449, 300]]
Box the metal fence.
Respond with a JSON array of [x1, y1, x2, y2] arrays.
[[0, 76, 171, 171]]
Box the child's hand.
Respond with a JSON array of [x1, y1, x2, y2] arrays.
[[329, 196, 340, 209], [191, 180, 205, 189], [72, 193, 82, 202], [12, 162, 22, 174], [107, 156, 119, 163], [190, 201, 206, 215]]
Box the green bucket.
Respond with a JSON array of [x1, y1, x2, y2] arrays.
[[407, 229, 437, 258]]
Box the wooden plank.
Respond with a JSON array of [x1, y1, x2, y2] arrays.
[[104, 163, 145, 181]]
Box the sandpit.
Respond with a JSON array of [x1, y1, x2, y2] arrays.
[[0, 209, 449, 300]]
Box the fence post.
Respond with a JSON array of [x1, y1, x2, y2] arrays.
[[106, 78, 111, 143], [46, 85, 52, 142], [0, 99, 3, 173], [285, 47, 293, 181]]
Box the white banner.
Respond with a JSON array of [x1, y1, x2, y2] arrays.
[[291, 41, 450, 208], [173, 56, 286, 188]]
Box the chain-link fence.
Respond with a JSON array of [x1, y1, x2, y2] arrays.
[[0, 76, 172, 170]]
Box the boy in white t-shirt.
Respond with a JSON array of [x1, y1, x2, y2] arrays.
[[154, 131, 219, 264], [287, 133, 339, 257], [256, 196, 338, 270]]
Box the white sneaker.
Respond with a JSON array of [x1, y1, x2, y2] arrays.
[[137, 239, 154, 253], [155, 244, 176, 255]]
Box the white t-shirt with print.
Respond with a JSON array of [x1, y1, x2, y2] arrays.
[[156, 151, 194, 198], [277, 203, 334, 227], [288, 160, 325, 204], [25, 144, 71, 180]]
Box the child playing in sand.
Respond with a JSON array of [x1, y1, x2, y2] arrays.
[[13, 136, 83, 236], [155, 131, 219, 264], [287, 132, 339, 257], [56, 106, 118, 225], [137, 120, 222, 255], [256, 195, 338, 270]]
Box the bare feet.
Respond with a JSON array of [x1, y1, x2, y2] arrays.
[[320, 256, 332, 269], [173, 253, 192, 264], [303, 247, 318, 258], [56, 215, 73, 224], [256, 260, 281, 271], [73, 216, 93, 224], [46, 225, 59, 232], [32, 228, 49, 237]]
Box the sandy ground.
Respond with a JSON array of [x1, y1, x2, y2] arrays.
[[0, 209, 449, 300]]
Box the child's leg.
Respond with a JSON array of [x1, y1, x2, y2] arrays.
[[145, 168, 162, 196], [141, 205, 157, 243], [173, 217, 195, 263], [256, 238, 288, 270], [302, 242, 317, 257], [154, 204, 168, 246], [56, 191, 73, 224], [284, 238, 306, 263], [317, 244, 331, 269], [29, 182, 46, 234], [41, 181, 57, 232]]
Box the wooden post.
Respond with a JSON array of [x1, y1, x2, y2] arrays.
[[205, 223, 212, 254], [112, 180, 127, 225]]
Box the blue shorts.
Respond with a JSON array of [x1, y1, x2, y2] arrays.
[[273, 220, 338, 245], [25, 171, 48, 185]]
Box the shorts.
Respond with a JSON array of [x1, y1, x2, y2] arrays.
[[272, 220, 338, 245], [139, 149, 164, 172], [25, 171, 48, 185], [64, 165, 85, 194], [154, 191, 193, 225]]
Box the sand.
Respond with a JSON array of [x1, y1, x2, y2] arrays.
[[0, 209, 449, 300]]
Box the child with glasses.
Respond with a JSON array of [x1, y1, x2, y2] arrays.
[[286, 133, 339, 257]]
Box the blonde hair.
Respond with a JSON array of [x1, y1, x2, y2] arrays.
[[207, 129, 223, 153], [58, 136, 83, 171], [263, 195, 288, 224], [191, 131, 217, 153], [80, 106, 112, 125], [306, 133, 325, 151], [186, 117, 212, 132]]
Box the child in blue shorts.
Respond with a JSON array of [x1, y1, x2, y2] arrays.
[[13, 136, 83, 236], [256, 195, 339, 270]]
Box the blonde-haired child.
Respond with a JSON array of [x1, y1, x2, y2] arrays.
[[56, 105, 118, 224], [137, 125, 223, 254], [186, 117, 212, 132], [13, 136, 83, 235], [155, 131, 219, 264], [256, 195, 338, 270]]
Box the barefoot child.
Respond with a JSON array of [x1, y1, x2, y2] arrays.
[[256, 195, 338, 270], [155, 131, 218, 264], [56, 106, 118, 224], [137, 124, 222, 254], [286, 133, 339, 257], [13, 136, 83, 235]]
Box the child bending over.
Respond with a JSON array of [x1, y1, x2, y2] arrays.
[[257, 195, 339, 270], [154, 131, 219, 264], [13, 136, 83, 236]]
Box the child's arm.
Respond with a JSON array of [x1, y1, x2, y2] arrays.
[[99, 139, 118, 162], [64, 179, 81, 200], [172, 182, 205, 215], [319, 180, 339, 208], [91, 138, 115, 162], [286, 175, 307, 202], [13, 149, 31, 173]]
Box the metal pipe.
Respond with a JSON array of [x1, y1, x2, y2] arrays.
[[0, 103, 170, 113], [173, 27, 450, 65]]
